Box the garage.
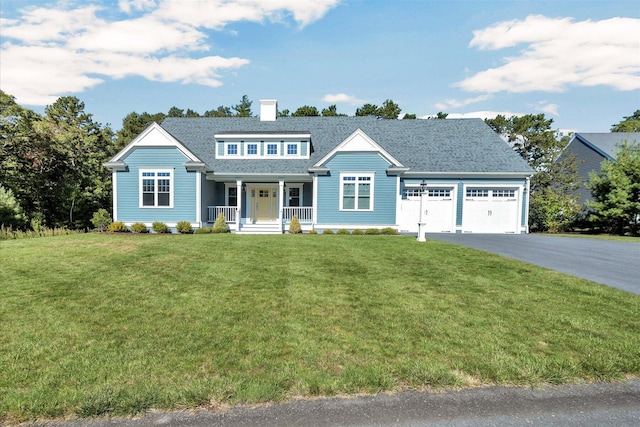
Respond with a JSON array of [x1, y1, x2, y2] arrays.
[[462, 187, 520, 233], [398, 187, 455, 233]]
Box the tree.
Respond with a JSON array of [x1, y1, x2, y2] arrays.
[[403, 113, 417, 119], [321, 104, 346, 117], [185, 108, 200, 117], [292, 105, 319, 117], [204, 106, 233, 117], [485, 114, 561, 171], [0, 185, 25, 229], [436, 112, 448, 119], [355, 100, 402, 119], [355, 103, 380, 117], [611, 110, 640, 132], [167, 106, 184, 117], [277, 109, 291, 118], [587, 141, 640, 236], [233, 95, 253, 117]]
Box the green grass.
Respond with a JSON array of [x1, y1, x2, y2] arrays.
[[1, 234, 638, 423]]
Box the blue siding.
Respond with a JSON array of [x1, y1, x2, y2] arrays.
[[521, 182, 527, 227], [201, 178, 216, 225], [317, 152, 395, 225], [301, 142, 308, 157], [116, 147, 197, 223], [217, 142, 224, 157]]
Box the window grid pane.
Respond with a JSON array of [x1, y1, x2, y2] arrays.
[[267, 144, 277, 155], [247, 144, 257, 155], [287, 144, 297, 155]]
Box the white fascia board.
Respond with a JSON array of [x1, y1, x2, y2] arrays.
[[313, 128, 404, 168], [110, 122, 202, 163], [402, 171, 534, 179], [206, 172, 313, 182], [214, 133, 311, 139]]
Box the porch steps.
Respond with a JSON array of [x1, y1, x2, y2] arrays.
[[235, 223, 283, 234]]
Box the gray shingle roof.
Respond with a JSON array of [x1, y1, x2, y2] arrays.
[[160, 116, 533, 175], [574, 133, 640, 160]]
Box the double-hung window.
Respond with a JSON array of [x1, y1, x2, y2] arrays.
[[140, 170, 173, 208], [340, 173, 374, 211]]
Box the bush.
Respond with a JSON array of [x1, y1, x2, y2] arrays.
[[130, 222, 148, 233], [308, 229, 318, 235], [0, 185, 26, 229], [336, 228, 350, 235], [322, 229, 335, 234], [194, 227, 213, 234], [365, 228, 380, 235], [90, 209, 112, 232], [212, 214, 229, 233], [289, 215, 302, 234], [176, 221, 193, 234], [152, 222, 170, 233], [108, 221, 128, 233], [380, 227, 398, 235], [351, 228, 365, 235]]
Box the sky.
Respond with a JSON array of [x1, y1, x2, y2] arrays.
[[1, 0, 638, 133]]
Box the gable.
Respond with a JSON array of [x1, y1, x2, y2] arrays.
[[109, 122, 203, 164], [313, 128, 403, 168]]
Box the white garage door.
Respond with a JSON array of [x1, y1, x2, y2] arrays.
[[462, 187, 519, 233], [399, 187, 455, 233]]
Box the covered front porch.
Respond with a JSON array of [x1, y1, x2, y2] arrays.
[[205, 177, 314, 233]]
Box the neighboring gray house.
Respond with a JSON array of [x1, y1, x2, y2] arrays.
[[105, 100, 534, 234], [559, 132, 640, 203]]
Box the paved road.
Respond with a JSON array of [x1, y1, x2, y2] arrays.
[[426, 234, 640, 294], [29, 380, 640, 427]]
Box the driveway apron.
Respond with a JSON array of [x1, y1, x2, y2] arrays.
[[426, 234, 640, 295]]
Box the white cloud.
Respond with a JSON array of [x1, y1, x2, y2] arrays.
[[322, 93, 366, 105], [457, 15, 640, 93], [534, 102, 559, 116], [435, 94, 493, 110], [0, 0, 339, 106]]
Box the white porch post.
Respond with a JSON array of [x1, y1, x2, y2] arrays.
[[417, 180, 428, 242], [279, 179, 285, 232], [236, 179, 242, 232]]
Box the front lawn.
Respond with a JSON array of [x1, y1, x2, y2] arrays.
[[1, 234, 638, 423]]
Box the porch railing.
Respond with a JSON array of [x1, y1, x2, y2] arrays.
[[208, 206, 237, 223], [283, 207, 313, 223]]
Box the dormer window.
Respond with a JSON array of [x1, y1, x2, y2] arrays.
[[215, 133, 310, 159], [227, 143, 238, 155], [247, 144, 258, 155], [287, 143, 298, 155], [266, 143, 278, 155]]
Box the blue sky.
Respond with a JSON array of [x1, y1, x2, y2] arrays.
[[1, 0, 638, 133]]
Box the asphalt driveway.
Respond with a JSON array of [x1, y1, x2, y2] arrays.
[[426, 233, 640, 295]]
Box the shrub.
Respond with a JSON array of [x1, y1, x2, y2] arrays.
[[90, 209, 112, 232], [336, 228, 350, 235], [351, 228, 365, 235], [0, 185, 26, 229], [380, 227, 398, 235], [176, 221, 193, 234], [108, 221, 128, 233], [322, 229, 335, 234], [194, 227, 213, 234], [152, 222, 170, 233], [308, 229, 318, 235], [289, 215, 302, 234], [212, 214, 229, 233], [365, 228, 380, 235], [130, 222, 148, 233]]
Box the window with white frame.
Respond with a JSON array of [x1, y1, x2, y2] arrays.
[[140, 170, 172, 208], [226, 143, 238, 155], [246, 143, 258, 155], [286, 143, 298, 155], [266, 143, 278, 155], [341, 173, 373, 211]]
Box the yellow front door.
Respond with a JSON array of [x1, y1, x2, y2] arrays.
[[251, 188, 277, 222]]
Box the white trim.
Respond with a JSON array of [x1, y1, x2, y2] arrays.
[[313, 129, 404, 168], [402, 171, 533, 179], [312, 175, 318, 224], [112, 171, 118, 221], [339, 172, 375, 211], [224, 142, 240, 157], [284, 142, 300, 157], [196, 172, 201, 225], [525, 177, 531, 234], [110, 122, 201, 163], [214, 133, 310, 139], [139, 168, 174, 209]]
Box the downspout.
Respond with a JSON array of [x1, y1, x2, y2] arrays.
[[525, 176, 531, 234]]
